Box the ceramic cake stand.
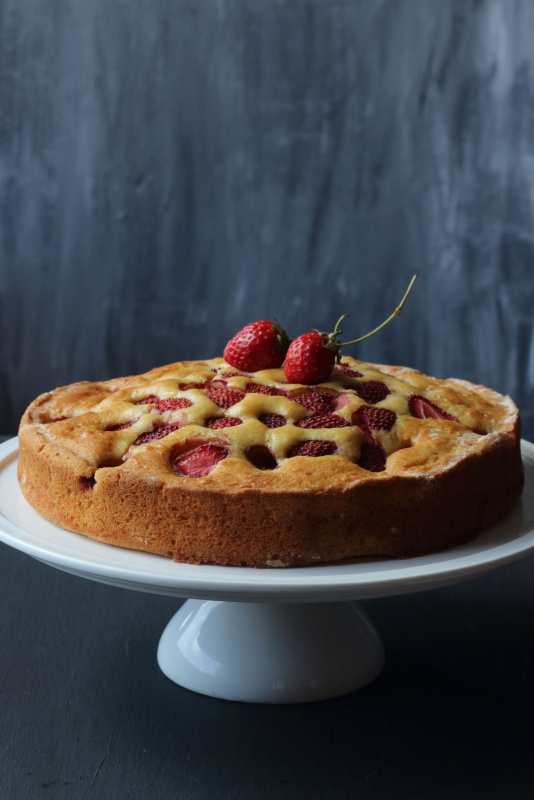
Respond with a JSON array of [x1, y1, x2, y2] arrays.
[[1, 437, 534, 704]]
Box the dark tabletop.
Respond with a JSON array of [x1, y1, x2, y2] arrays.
[[1, 435, 533, 800]]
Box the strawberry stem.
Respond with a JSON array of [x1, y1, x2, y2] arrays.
[[340, 273, 418, 347]]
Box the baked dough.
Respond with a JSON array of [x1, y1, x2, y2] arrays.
[[17, 357, 524, 566]]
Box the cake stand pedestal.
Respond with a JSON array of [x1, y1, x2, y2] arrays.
[[1, 438, 533, 704], [157, 599, 384, 703]]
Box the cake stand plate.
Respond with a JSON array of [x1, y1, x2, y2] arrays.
[[1, 438, 533, 703]]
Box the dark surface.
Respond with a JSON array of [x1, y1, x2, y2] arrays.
[[0, 0, 533, 439], [1, 435, 534, 798]]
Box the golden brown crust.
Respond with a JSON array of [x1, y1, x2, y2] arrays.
[[17, 357, 524, 567]]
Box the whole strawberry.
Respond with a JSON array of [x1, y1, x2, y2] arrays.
[[284, 333, 336, 384], [283, 274, 418, 385], [224, 320, 290, 372]]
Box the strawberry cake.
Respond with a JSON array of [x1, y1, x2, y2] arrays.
[[17, 357, 523, 567]]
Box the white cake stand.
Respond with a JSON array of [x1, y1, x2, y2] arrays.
[[1, 437, 533, 704]]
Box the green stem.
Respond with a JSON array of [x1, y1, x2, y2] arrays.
[[340, 273, 418, 347]]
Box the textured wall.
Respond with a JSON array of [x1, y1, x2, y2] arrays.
[[0, 0, 533, 437]]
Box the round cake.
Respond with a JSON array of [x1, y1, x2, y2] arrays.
[[17, 357, 524, 567]]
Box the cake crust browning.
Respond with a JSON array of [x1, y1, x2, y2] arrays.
[[17, 357, 524, 567]]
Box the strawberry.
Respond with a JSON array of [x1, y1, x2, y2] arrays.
[[409, 395, 457, 421], [283, 274, 418, 385], [134, 396, 193, 413], [246, 445, 278, 470], [207, 386, 245, 409], [259, 413, 287, 428], [245, 384, 287, 397], [224, 320, 290, 372], [293, 391, 335, 415], [336, 364, 363, 378], [178, 382, 208, 390], [354, 381, 390, 404], [357, 442, 386, 472], [134, 395, 160, 406], [287, 440, 337, 458], [133, 423, 182, 445], [352, 407, 397, 434], [105, 419, 138, 431], [205, 416, 242, 429], [284, 332, 336, 384], [296, 414, 350, 429], [172, 444, 228, 477], [157, 397, 193, 412]]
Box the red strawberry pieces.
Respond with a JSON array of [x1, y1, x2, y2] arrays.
[[287, 440, 337, 458], [294, 391, 335, 415], [205, 417, 242, 429], [357, 442, 386, 472], [134, 396, 193, 413], [352, 407, 397, 436], [245, 384, 287, 397], [409, 395, 457, 421], [296, 414, 350, 429], [352, 407, 395, 472], [133, 423, 182, 445], [259, 413, 287, 428], [157, 398, 193, 412], [354, 381, 390, 404], [284, 332, 335, 384], [246, 445, 278, 470], [172, 444, 228, 477], [224, 320, 290, 372], [106, 420, 137, 431], [336, 364, 363, 378], [207, 386, 245, 409], [134, 395, 160, 406]]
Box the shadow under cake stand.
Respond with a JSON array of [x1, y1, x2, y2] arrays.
[[1, 437, 533, 704]]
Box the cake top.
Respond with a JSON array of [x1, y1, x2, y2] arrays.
[[21, 356, 519, 492]]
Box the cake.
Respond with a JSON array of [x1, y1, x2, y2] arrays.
[[17, 356, 524, 567]]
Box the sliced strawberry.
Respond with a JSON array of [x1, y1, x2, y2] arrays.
[[172, 444, 228, 477], [178, 382, 208, 390], [287, 440, 337, 458], [133, 423, 182, 445], [333, 392, 350, 410], [106, 420, 137, 431], [352, 407, 397, 435], [293, 391, 334, 415], [409, 394, 457, 421], [207, 386, 246, 409], [357, 442, 386, 472], [220, 371, 245, 378], [246, 445, 278, 470], [134, 395, 160, 406], [259, 413, 287, 428], [245, 384, 287, 397], [157, 397, 193, 412], [205, 416, 242, 429], [296, 414, 350, 429], [355, 381, 390, 404], [337, 364, 363, 378]]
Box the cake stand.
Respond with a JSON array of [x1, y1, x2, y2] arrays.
[[1, 437, 533, 704]]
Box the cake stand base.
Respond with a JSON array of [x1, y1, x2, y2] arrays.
[[157, 599, 385, 703]]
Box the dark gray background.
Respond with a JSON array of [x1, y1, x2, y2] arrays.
[[1, 4, 534, 797], [0, 0, 532, 437]]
